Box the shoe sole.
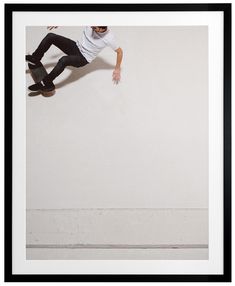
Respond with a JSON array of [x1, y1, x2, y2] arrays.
[[28, 87, 55, 97]]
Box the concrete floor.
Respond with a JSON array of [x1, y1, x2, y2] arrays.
[[27, 248, 208, 260]]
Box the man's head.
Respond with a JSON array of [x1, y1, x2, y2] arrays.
[[91, 26, 108, 33]]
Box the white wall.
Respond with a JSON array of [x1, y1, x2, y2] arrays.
[[26, 26, 208, 209], [26, 26, 208, 259]]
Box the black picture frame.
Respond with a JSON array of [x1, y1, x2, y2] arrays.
[[5, 3, 231, 282]]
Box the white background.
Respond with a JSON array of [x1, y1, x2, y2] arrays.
[[1, 0, 234, 285]]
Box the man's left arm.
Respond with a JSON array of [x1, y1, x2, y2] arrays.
[[113, 47, 123, 84]]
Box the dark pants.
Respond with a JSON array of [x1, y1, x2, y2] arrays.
[[32, 33, 89, 83]]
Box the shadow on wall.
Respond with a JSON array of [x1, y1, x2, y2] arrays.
[[26, 57, 115, 96]]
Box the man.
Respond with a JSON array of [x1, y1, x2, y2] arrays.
[[26, 26, 123, 92]]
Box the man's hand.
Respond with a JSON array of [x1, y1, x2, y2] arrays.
[[112, 68, 121, 84], [113, 47, 123, 84], [47, 26, 58, 30]]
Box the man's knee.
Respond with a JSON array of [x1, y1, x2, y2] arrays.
[[46, 32, 56, 39], [58, 56, 70, 67]]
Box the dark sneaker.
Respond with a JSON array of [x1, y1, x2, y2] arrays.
[[28, 81, 55, 92], [42, 80, 55, 92], [28, 62, 42, 69], [40, 84, 55, 92], [26, 54, 40, 64], [28, 82, 44, 91]]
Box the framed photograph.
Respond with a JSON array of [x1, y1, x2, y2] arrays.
[[5, 3, 231, 282]]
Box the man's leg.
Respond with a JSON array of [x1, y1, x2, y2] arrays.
[[29, 54, 88, 92], [43, 54, 88, 84], [27, 33, 79, 62]]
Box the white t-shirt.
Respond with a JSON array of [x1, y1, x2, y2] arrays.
[[77, 26, 119, 63]]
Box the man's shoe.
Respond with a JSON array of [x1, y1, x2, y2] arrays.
[[28, 82, 44, 91], [40, 84, 55, 92], [26, 54, 40, 64], [28, 81, 55, 92], [28, 62, 42, 69], [41, 80, 55, 92]]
